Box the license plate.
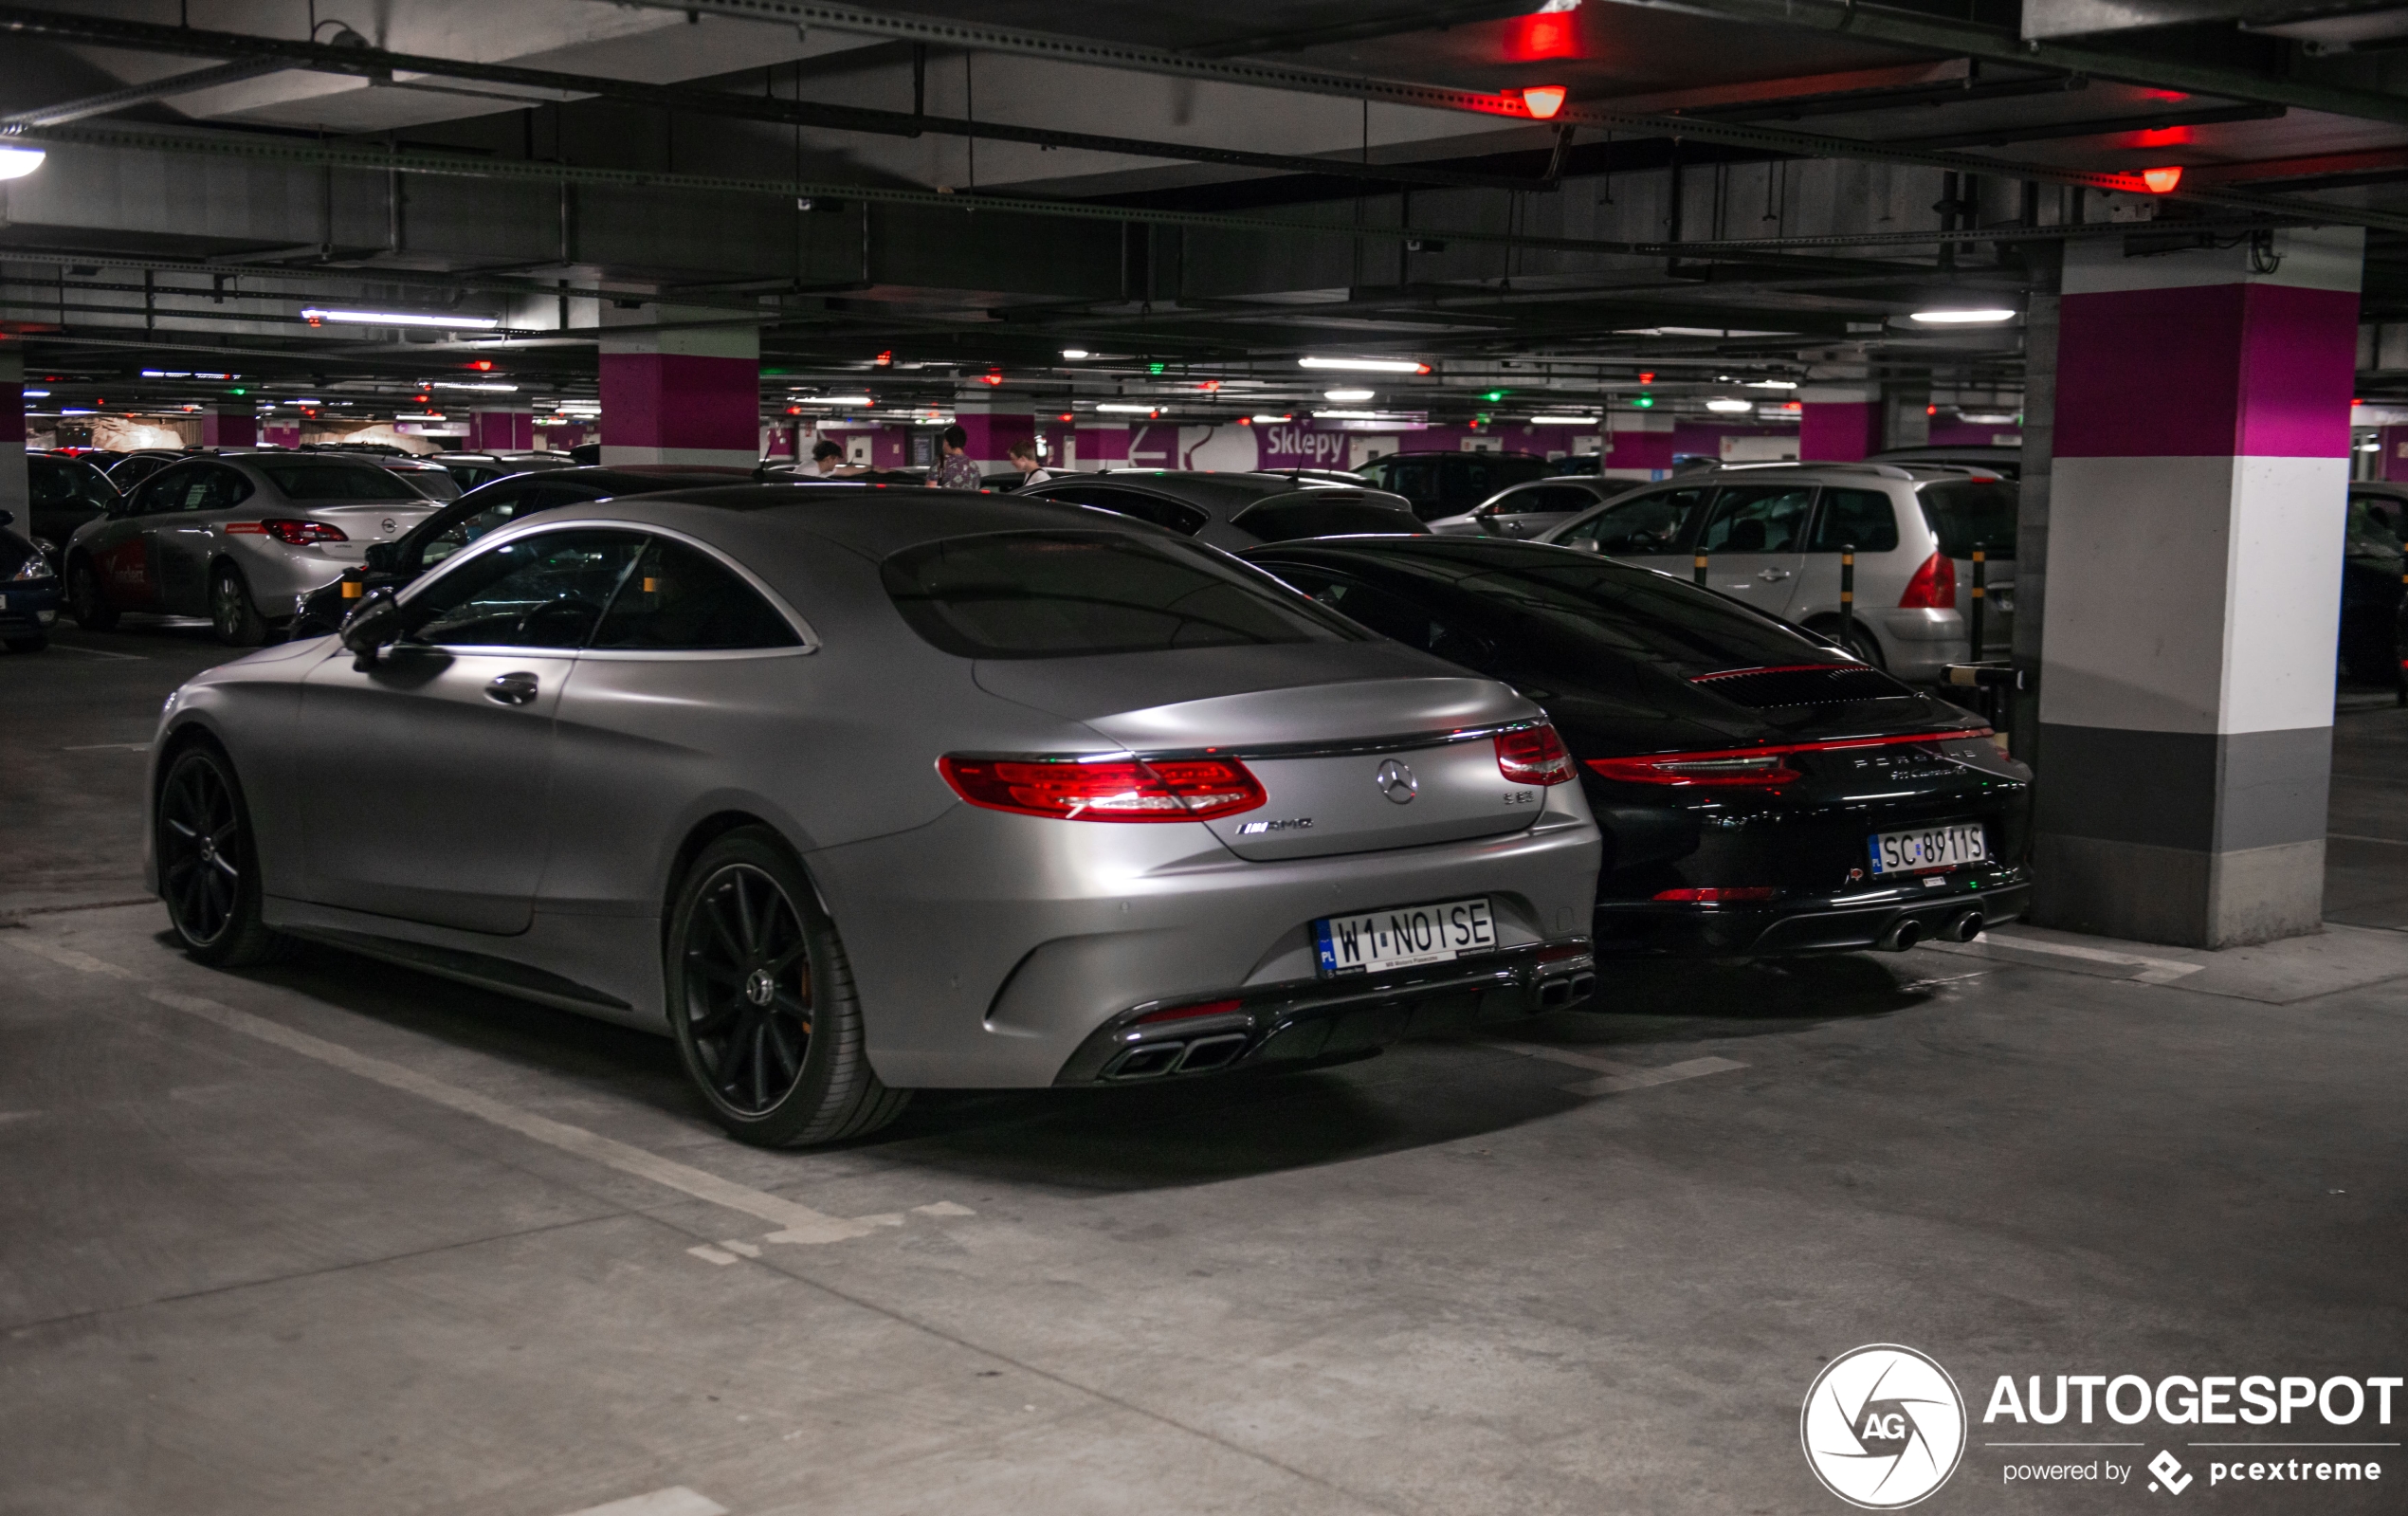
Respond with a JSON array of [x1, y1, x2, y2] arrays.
[[1315, 896, 1496, 977], [1869, 823, 1987, 875]]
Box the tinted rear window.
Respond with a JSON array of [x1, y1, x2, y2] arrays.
[[1918, 482, 2017, 558], [253, 461, 428, 502], [1231, 497, 1427, 541], [882, 530, 1356, 660], [1447, 557, 1829, 678]]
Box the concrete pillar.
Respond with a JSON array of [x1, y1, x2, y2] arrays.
[[469, 409, 533, 451], [954, 402, 1032, 473], [1881, 380, 1931, 450], [1602, 411, 1673, 480], [2031, 227, 2362, 947], [1798, 386, 1882, 461], [0, 347, 24, 526], [199, 403, 257, 448], [598, 310, 759, 468]]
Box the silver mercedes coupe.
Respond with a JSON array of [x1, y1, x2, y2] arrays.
[[145, 489, 1602, 1145]]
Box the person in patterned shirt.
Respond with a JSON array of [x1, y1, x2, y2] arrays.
[[927, 424, 984, 491]]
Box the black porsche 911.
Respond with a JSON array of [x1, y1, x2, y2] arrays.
[[1240, 536, 2034, 958]]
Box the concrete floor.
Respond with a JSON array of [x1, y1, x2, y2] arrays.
[[3, 621, 2404, 1516]]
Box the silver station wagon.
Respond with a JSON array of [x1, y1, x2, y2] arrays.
[[147, 489, 1603, 1146]]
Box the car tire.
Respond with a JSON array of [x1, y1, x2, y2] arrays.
[[665, 828, 910, 1147], [65, 557, 118, 631], [155, 741, 289, 967], [4, 630, 48, 653], [210, 562, 267, 648]]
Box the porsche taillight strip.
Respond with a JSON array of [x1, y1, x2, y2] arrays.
[[1585, 726, 1994, 776]]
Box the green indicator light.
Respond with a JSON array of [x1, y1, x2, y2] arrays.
[[1148, 362, 1165, 374], [1483, 390, 1507, 402], [1633, 394, 1654, 409], [229, 388, 246, 395]]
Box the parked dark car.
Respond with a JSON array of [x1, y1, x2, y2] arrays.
[[0, 511, 62, 652], [1353, 450, 1553, 521], [1018, 470, 1427, 549], [428, 451, 577, 490], [26, 451, 120, 565], [287, 466, 788, 637], [1240, 535, 2034, 958], [1430, 476, 1622, 539], [2342, 484, 2405, 686]]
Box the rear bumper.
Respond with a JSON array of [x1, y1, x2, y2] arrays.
[[1054, 939, 1597, 1085], [1595, 868, 2031, 957]]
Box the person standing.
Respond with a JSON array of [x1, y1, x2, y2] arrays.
[[927, 424, 984, 491], [1008, 438, 1052, 488], [809, 438, 858, 477]]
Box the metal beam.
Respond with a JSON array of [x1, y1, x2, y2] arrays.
[[1, 59, 289, 128], [1908, 101, 2286, 150], [0, 5, 1544, 192]]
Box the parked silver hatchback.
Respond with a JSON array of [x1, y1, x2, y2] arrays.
[[1535, 462, 2016, 681], [65, 452, 443, 646], [146, 489, 1603, 1146]]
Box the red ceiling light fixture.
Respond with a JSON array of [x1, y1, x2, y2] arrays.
[[979, 370, 1004, 386], [2141, 166, 2185, 193], [1522, 84, 1568, 119], [873, 350, 893, 366], [468, 359, 495, 371]]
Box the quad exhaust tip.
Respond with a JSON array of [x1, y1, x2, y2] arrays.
[[1878, 918, 1925, 952], [1947, 909, 1984, 943]]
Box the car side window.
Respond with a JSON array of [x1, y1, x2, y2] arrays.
[[406, 529, 648, 648], [1808, 487, 1903, 553], [589, 538, 801, 650], [1382, 458, 1439, 511], [2348, 493, 2406, 557], [1262, 563, 1491, 668], [1034, 484, 1210, 536], [1698, 484, 1816, 554], [1487, 484, 1591, 516], [127, 465, 199, 516], [414, 483, 561, 569], [191, 465, 255, 513], [1555, 485, 1711, 556]]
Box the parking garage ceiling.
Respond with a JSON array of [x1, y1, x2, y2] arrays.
[[7, 0, 2408, 421]]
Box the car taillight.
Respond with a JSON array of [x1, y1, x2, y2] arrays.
[[1495, 723, 1573, 785], [939, 754, 1266, 822], [1585, 751, 1801, 787], [1899, 549, 1956, 609], [1652, 886, 1778, 903], [227, 519, 349, 547]]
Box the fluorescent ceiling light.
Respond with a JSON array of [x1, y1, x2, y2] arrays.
[[23, 389, 46, 398], [0, 145, 45, 180], [1958, 411, 2019, 425], [290, 397, 320, 405], [1096, 403, 1160, 413], [1745, 379, 1798, 390], [60, 409, 95, 415], [1313, 409, 1403, 420], [300, 307, 502, 330], [1060, 348, 1092, 359], [1531, 414, 1600, 425], [793, 394, 873, 406], [1298, 356, 1430, 374], [1909, 308, 2016, 324], [396, 413, 447, 422], [1251, 414, 1295, 424], [141, 370, 192, 378], [432, 381, 520, 393], [1323, 388, 1376, 402], [1706, 398, 1754, 412]]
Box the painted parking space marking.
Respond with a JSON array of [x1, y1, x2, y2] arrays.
[[1475, 1037, 1747, 1096], [0, 933, 945, 1246], [687, 1245, 740, 1267], [1928, 929, 2207, 984], [45, 644, 147, 661], [2330, 832, 2408, 847], [60, 742, 152, 752], [555, 1488, 728, 1516]]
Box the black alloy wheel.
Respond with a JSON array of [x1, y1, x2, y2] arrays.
[[66, 557, 118, 630], [666, 829, 908, 1146], [210, 563, 266, 647], [155, 745, 283, 965]]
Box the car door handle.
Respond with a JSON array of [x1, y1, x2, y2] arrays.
[[1756, 567, 1792, 581], [484, 671, 540, 705]]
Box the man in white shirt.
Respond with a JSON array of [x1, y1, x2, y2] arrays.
[[1010, 438, 1052, 489]]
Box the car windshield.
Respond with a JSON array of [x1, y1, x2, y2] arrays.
[[1918, 481, 2017, 558], [883, 530, 1357, 659], [1446, 556, 1830, 679], [252, 460, 428, 502]]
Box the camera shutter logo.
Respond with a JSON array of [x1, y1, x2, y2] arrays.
[[1801, 1344, 1968, 1508]]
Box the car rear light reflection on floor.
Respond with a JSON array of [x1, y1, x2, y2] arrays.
[[939, 753, 1267, 821]]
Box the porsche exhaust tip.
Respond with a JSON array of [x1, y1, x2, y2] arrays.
[[1946, 909, 1985, 943], [1878, 918, 1925, 952]]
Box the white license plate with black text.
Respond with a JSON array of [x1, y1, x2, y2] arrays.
[[1869, 823, 1987, 875], [1315, 896, 1496, 977]]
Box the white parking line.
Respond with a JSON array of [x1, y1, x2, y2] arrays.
[[555, 1489, 728, 1516], [61, 742, 151, 752], [1930, 930, 2206, 984], [1475, 1037, 1747, 1096], [0, 934, 883, 1244], [46, 644, 147, 661], [2330, 832, 2408, 847]]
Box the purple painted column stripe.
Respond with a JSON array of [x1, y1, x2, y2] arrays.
[[2057, 283, 2359, 459]]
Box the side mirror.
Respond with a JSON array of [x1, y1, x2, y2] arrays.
[[363, 541, 399, 574], [339, 588, 406, 669], [1574, 537, 1601, 553], [0, 509, 13, 527]]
